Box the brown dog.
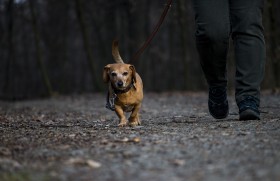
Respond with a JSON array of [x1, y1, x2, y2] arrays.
[[103, 40, 143, 127]]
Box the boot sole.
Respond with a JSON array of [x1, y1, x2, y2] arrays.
[[239, 109, 260, 120]]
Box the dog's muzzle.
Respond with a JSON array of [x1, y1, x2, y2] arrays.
[[117, 81, 124, 88]]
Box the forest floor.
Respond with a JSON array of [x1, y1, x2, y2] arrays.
[[0, 92, 280, 181]]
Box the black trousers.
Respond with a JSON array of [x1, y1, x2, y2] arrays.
[[192, 0, 265, 105]]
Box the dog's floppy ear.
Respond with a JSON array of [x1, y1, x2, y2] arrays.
[[129, 65, 137, 83], [103, 65, 110, 83]]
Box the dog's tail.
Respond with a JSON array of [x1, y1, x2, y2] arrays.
[[112, 40, 124, 64]]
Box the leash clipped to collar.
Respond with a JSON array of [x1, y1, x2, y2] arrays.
[[106, 91, 117, 111], [129, 0, 173, 63]]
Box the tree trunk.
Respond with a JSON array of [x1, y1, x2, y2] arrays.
[[75, 0, 101, 91], [28, 0, 53, 96], [3, 0, 15, 99], [177, 0, 189, 90]]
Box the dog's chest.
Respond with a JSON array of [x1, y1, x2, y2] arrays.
[[122, 104, 134, 112], [116, 92, 137, 112]]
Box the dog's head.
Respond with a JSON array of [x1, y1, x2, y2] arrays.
[[103, 63, 136, 90]]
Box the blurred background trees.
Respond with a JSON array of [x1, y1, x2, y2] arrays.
[[0, 0, 279, 100]]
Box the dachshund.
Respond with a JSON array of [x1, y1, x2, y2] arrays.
[[103, 40, 143, 127]]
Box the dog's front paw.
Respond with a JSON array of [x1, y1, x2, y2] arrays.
[[118, 119, 128, 127], [128, 117, 141, 127]]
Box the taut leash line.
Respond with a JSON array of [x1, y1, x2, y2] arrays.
[[129, 0, 173, 63]]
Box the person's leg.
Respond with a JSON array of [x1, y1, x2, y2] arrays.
[[230, 0, 265, 119], [192, 0, 230, 119], [192, 0, 230, 87]]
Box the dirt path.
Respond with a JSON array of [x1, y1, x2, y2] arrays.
[[0, 92, 280, 181]]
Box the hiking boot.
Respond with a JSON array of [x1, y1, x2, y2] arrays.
[[208, 86, 229, 119], [238, 96, 260, 120]]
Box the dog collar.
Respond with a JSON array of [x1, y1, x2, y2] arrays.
[[105, 82, 135, 111]]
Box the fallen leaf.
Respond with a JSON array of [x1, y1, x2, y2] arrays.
[[171, 159, 185, 166], [120, 137, 129, 142], [66, 158, 101, 168], [132, 137, 141, 143], [115, 137, 141, 143], [67, 158, 84, 165], [69, 134, 76, 138], [0, 147, 11, 156], [86, 160, 102, 168]]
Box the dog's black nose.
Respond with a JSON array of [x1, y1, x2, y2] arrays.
[[117, 81, 123, 87]]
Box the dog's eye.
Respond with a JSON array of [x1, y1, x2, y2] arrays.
[[111, 72, 117, 77], [123, 72, 128, 76]]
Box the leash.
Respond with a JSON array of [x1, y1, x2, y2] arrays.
[[106, 91, 117, 111], [129, 0, 173, 63]]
